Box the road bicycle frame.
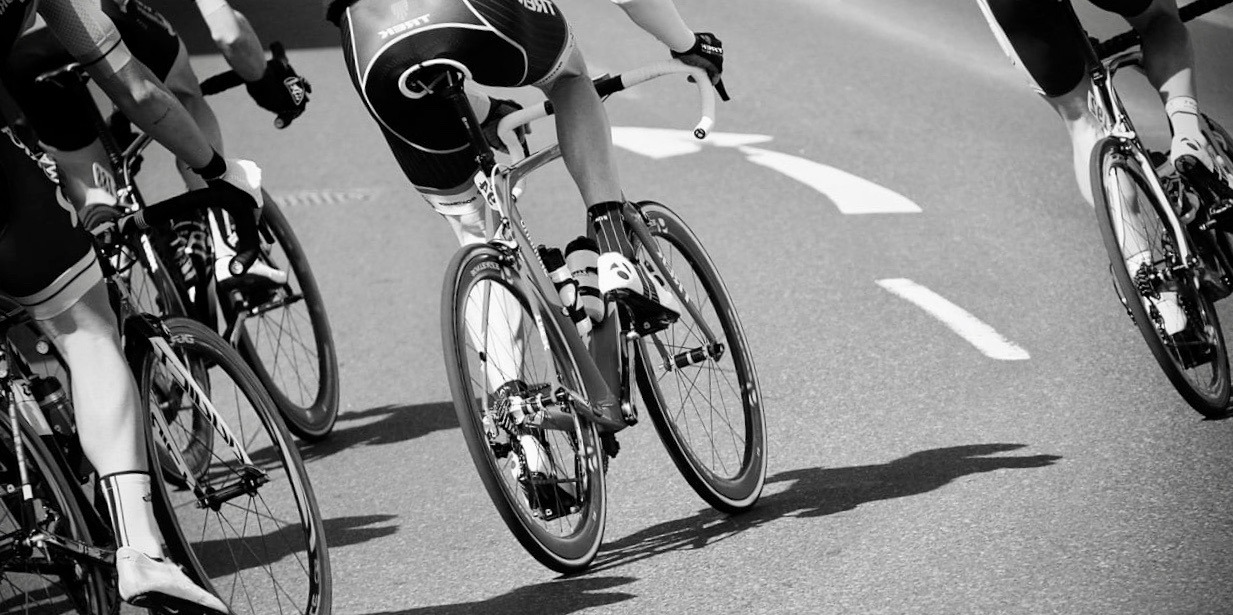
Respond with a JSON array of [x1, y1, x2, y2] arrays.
[[112, 278, 265, 510], [430, 61, 724, 430], [1080, 26, 1199, 268]]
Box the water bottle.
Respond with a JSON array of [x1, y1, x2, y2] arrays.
[[31, 377, 87, 481], [565, 236, 605, 323]]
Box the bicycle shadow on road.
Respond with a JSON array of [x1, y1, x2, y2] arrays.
[[359, 575, 638, 615], [584, 443, 1061, 574], [194, 514, 399, 579], [299, 402, 458, 462]]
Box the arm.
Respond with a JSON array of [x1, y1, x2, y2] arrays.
[[610, 0, 728, 98], [38, 0, 215, 169], [610, 0, 694, 52], [196, 0, 265, 82]]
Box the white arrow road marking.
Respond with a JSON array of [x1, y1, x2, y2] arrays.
[[611, 127, 772, 159], [739, 147, 922, 214], [877, 278, 1030, 361], [611, 127, 921, 214]]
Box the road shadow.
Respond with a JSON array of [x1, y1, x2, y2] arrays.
[[585, 443, 1061, 574], [195, 514, 399, 579], [299, 402, 458, 461], [145, 0, 340, 52], [359, 576, 637, 615]]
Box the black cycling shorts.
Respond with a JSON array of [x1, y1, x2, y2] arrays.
[[2, 0, 180, 151], [0, 127, 102, 320], [980, 0, 1156, 97], [339, 0, 575, 190]]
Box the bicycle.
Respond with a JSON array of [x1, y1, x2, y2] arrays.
[[1083, 0, 1233, 417], [434, 61, 767, 572], [0, 188, 331, 614], [32, 43, 341, 441]]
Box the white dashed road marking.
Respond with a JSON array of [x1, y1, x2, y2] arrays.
[[877, 278, 1030, 361], [272, 189, 380, 207]]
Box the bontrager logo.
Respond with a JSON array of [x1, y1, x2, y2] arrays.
[[518, 0, 555, 15], [378, 13, 431, 39]]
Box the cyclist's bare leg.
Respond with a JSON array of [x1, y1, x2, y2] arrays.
[[1124, 0, 1214, 170], [535, 46, 623, 210], [165, 39, 223, 191], [1042, 77, 1106, 207], [38, 282, 145, 476]]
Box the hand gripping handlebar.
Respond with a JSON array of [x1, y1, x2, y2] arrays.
[[116, 186, 262, 276]]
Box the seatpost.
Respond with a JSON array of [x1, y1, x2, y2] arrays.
[[435, 70, 497, 173]]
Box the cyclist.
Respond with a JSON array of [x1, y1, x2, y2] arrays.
[[3, 0, 308, 308], [977, 0, 1228, 352], [977, 0, 1223, 206], [4, 0, 309, 206], [0, 0, 259, 611], [324, 0, 724, 507], [325, 0, 722, 303]]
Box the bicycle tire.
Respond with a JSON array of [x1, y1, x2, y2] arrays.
[[228, 191, 340, 441], [630, 201, 767, 512], [1203, 115, 1233, 267], [1091, 137, 1232, 416], [441, 244, 606, 573], [0, 419, 114, 614], [135, 317, 331, 615]]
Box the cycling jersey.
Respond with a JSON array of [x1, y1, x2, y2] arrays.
[[3, 0, 179, 151], [979, 0, 1155, 96], [0, 0, 125, 319], [337, 0, 574, 190]]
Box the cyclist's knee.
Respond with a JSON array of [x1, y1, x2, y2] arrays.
[[37, 282, 121, 349], [424, 183, 490, 245], [537, 46, 587, 93], [163, 41, 202, 99]]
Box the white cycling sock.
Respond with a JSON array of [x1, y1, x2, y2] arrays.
[[100, 472, 165, 558], [1167, 96, 1213, 169]]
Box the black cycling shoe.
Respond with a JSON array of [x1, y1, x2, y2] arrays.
[[1177, 154, 1233, 230], [520, 471, 579, 521]]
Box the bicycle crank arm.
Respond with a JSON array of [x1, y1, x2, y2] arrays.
[[27, 531, 116, 567]]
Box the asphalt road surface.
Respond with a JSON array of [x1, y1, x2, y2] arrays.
[[136, 1, 1233, 613]]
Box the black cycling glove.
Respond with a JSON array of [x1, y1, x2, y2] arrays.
[[481, 97, 530, 156], [245, 43, 312, 129], [671, 32, 729, 101]]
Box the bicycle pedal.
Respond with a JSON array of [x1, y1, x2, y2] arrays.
[[606, 288, 679, 336]]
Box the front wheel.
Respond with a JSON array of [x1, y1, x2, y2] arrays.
[[1091, 138, 1231, 417], [136, 317, 331, 615], [631, 201, 767, 512], [224, 192, 340, 441], [441, 244, 606, 573]]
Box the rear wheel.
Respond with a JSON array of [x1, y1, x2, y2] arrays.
[[1091, 138, 1231, 416], [224, 192, 340, 441], [442, 244, 606, 573], [137, 318, 331, 615], [631, 201, 767, 512], [0, 420, 113, 614]]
